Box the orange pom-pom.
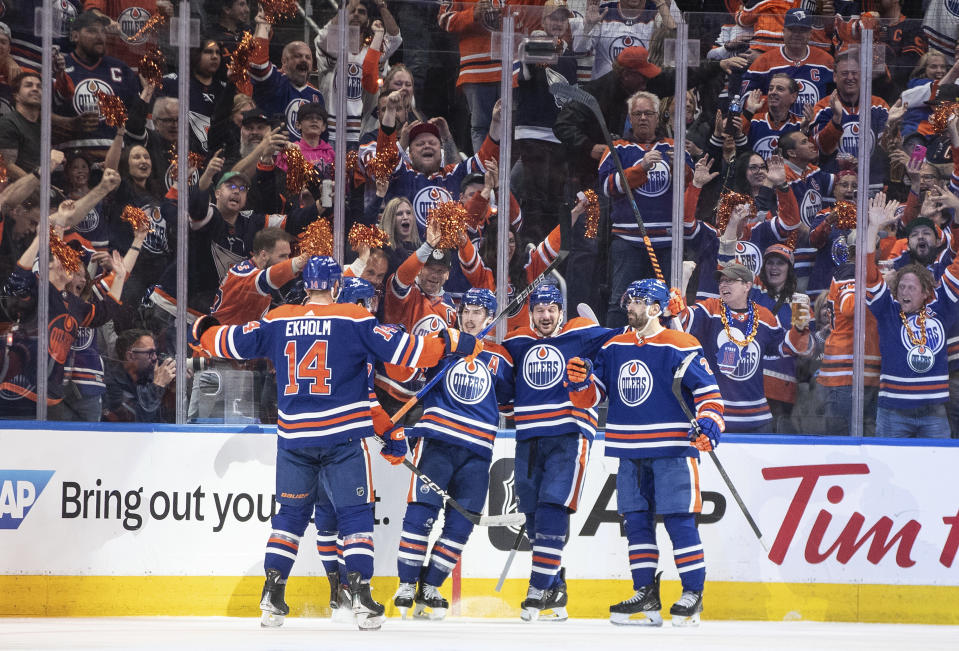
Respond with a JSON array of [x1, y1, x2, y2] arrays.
[[50, 227, 82, 274], [138, 46, 165, 88], [347, 150, 359, 178], [582, 189, 600, 239], [285, 145, 321, 195], [369, 145, 399, 184], [831, 200, 857, 230], [349, 223, 390, 251], [168, 145, 205, 178], [121, 205, 151, 231], [228, 31, 256, 87], [931, 101, 959, 134], [261, 0, 298, 23], [0, 153, 8, 184], [128, 12, 167, 43], [95, 90, 127, 127], [297, 218, 334, 257], [716, 191, 755, 234], [427, 201, 469, 248]]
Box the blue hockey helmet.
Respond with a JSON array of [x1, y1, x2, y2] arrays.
[[336, 276, 377, 309], [302, 256, 342, 291], [461, 288, 497, 315], [528, 283, 563, 312], [620, 278, 670, 311]]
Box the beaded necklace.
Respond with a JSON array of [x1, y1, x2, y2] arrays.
[[720, 299, 759, 348], [899, 307, 928, 346]]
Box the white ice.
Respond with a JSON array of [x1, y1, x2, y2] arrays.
[[2, 617, 957, 651]]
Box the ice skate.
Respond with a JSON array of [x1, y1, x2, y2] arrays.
[[332, 583, 354, 624], [609, 571, 663, 627], [327, 569, 340, 611], [259, 568, 290, 628], [520, 585, 547, 622], [413, 583, 449, 620], [537, 567, 568, 622], [348, 571, 385, 631], [670, 589, 703, 627], [394, 581, 416, 619]]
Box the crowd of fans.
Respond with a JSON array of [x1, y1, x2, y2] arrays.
[[0, 0, 957, 439]]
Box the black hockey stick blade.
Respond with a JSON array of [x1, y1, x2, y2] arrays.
[[673, 353, 769, 552], [371, 436, 525, 527]]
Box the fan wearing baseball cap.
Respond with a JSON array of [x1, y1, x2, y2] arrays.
[[571, 0, 677, 79], [680, 260, 812, 433]]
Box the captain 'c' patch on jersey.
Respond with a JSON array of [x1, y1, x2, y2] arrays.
[[522, 344, 564, 389]]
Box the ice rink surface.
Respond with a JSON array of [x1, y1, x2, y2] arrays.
[[2, 617, 957, 651]]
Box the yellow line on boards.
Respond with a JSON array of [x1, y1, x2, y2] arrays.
[[1, 576, 956, 625]]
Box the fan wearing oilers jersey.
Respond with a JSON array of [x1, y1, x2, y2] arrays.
[[393, 288, 515, 620], [503, 283, 621, 622], [194, 256, 482, 631], [249, 6, 324, 139], [684, 154, 800, 301], [600, 89, 694, 327], [376, 220, 459, 422], [54, 10, 140, 157], [572, 0, 680, 79], [865, 192, 959, 438], [681, 262, 811, 433], [566, 279, 723, 627]]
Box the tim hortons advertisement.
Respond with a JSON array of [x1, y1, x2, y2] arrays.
[[1, 429, 957, 587]]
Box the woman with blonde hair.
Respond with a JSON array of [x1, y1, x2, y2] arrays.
[[379, 195, 421, 273]]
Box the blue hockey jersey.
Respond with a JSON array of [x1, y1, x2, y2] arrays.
[[504, 317, 620, 441], [599, 138, 693, 248], [866, 259, 959, 410], [199, 302, 449, 449], [683, 298, 809, 432], [411, 341, 515, 460], [574, 328, 724, 460]]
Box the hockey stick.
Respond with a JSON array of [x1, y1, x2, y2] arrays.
[[549, 82, 667, 284], [494, 525, 526, 592], [550, 82, 685, 331], [370, 436, 526, 527], [672, 352, 769, 553], [388, 205, 574, 425]]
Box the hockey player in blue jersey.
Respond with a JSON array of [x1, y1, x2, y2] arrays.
[[393, 288, 515, 620], [503, 283, 621, 621], [317, 276, 384, 622], [195, 257, 481, 631], [566, 279, 725, 627]]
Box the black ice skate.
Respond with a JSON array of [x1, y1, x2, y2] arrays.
[[413, 582, 449, 620], [329, 571, 354, 624], [259, 568, 290, 628], [348, 571, 385, 631], [393, 581, 416, 619], [520, 585, 547, 622], [609, 571, 663, 627], [537, 567, 568, 622], [327, 569, 340, 611], [669, 589, 703, 627]]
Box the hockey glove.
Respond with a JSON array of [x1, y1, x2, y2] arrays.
[[690, 416, 721, 452], [378, 424, 408, 465], [189, 315, 221, 358], [565, 357, 593, 391], [439, 328, 483, 359], [666, 287, 686, 318]]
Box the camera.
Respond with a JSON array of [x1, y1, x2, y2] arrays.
[[519, 37, 562, 65]]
